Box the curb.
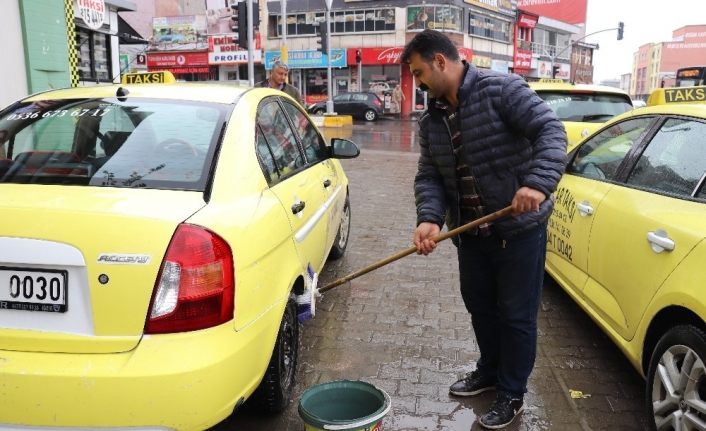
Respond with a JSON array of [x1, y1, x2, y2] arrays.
[[311, 115, 353, 128]]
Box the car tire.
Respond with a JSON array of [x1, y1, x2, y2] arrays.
[[252, 298, 299, 413], [645, 324, 706, 430], [363, 109, 377, 122], [328, 195, 350, 260], [314, 108, 325, 115]]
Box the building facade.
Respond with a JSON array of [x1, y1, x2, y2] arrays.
[[630, 24, 706, 99], [1, 0, 594, 118], [0, 0, 136, 109]]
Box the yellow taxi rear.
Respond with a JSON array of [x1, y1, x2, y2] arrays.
[[0, 74, 358, 430], [529, 80, 633, 151], [544, 85, 706, 429]]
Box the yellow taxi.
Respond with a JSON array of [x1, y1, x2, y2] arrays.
[[545, 85, 706, 429], [530, 79, 633, 151], [0, 71, 359, 430]]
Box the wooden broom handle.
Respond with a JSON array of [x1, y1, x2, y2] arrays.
[[318, 206, 513, 293]]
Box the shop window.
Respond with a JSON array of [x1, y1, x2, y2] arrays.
[[361, 65, 400, 102], [269, 8, 393, 37], [76, 27, 112, 82], [468, 11, 511, 42], [407, 5, 462, 32]]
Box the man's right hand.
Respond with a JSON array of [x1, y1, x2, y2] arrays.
[[414, 222, 440, 255]]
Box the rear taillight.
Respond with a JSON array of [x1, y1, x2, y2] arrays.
[[145, 224, 234, 334], [373, 98, 382, 107]]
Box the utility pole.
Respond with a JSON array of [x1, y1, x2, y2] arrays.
[[281, 0, 288, 65], [324, 0, 334, 114], [247, 0, 254, 86]]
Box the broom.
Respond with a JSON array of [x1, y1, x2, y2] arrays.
[[297, 206, 513, 321]]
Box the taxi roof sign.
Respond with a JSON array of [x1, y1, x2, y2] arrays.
[[121, 71, 176, 85], [647, 86, 706, 106]]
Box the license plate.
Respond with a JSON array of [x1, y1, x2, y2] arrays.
[[0, 266, 68, 313]]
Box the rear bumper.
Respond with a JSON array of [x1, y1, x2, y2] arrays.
[[0, 310, 281, 431]]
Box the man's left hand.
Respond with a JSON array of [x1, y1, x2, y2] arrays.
[[511, 186, 546, 215]]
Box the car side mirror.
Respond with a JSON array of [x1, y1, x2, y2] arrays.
[[330, 138, 360, 159]]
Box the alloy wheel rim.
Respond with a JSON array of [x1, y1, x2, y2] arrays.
[[365, 110, 375, 121], [652, 344, 706, 429], [337, 204, 350, 249], [279, 310, 296, 388]]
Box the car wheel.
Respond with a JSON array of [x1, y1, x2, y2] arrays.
[[328, 195, 350, 260], [253, 298, 299, 413], [364, 109, 377, 122], [314, 108, 325, 115], [646, 325, 706, 430]]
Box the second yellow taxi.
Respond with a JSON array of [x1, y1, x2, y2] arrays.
[[545, 85, 706, 429], [530, 79, 634, 151]]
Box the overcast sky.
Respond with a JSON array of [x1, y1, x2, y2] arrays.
[[584, 0, 704, 83]]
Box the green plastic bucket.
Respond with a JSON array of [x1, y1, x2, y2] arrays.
[[298, 380, 391, 431]]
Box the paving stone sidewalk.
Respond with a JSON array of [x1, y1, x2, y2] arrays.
[[219, 149, 648, 431]]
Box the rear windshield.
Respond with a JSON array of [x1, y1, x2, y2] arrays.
[[536, 91, 633, 123], [0, 98, 228, 190]]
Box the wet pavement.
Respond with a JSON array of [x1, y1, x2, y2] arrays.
[[212, 119, 648, 430]]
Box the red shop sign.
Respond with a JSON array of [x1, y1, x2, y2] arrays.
[[458, 47, 473, 62], [513, 49, 533, 74], [517, 12, 538, 29], [146, 52, 209, 68], [347, 47, 403, 65]]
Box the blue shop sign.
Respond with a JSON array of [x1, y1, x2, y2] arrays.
[[264, 49, 347, 70]]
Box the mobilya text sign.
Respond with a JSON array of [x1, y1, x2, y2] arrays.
[[264, 49, 346, 70], [77, 0, 106, 30]]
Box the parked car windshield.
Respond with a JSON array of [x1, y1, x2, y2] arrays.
[[536, 91, 633, 123], [0, 98, 228, 190]]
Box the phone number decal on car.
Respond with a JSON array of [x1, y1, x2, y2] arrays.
[[6, 108, 112, 121]]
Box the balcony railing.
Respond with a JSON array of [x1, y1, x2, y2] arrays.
[[528, 41, 571, 60]]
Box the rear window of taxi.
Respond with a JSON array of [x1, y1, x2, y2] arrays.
[[535, 90, 633, 123], [0, 98, 228, 190]]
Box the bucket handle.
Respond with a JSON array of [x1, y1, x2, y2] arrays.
[[323, 389, 392, 430]]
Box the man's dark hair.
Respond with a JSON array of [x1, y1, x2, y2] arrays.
[[401, 29, 460, 64]]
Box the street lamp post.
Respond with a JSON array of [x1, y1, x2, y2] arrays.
[[549, 24, 625, 81], [324, 0, 334, 114]]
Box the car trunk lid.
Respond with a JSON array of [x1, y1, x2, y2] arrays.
[[0, 185, 206, 353]]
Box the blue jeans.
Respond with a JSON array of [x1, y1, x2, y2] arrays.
[[457, 223, 547, 398]]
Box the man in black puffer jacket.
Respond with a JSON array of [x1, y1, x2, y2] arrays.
[[403, 30, 567, 429]]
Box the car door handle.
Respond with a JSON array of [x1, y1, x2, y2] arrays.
[[323, 179, 331, 188], [576, 201, 594, 217], [291, 201, 306, 214], [647, 230, 675, 253]]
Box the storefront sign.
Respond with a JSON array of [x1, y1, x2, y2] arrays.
[[463, 0, 516, 16], [513, 49, 532, 74], [152, 15, 208, 51], [407, 5, 462, 32], [208, 35, 262, 64], [517, 12, 538, 28], [459, 48, 474, 63], [77, 0, 106, 30], [572, 63, 593, 84], [517, 0, 587, 25], [472, 55, 492, 68], [147, 52, 209, 68], [264, 49, 346, 69], [346, 47, 401, 65], [491, 59, 509, 73]]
